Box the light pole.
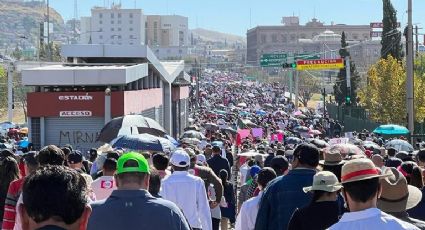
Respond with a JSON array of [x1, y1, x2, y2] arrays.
[[406, 0, 414, 135], [104, 87, 111, 124], [7, 62, 14, 122]]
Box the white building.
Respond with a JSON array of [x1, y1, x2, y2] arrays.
[[80, 5, 146, 45], [145, 15, 188, 47]]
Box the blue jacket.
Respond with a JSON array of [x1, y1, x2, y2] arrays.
[[255, 168, 316, 230]]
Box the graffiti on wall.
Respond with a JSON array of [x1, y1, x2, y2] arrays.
[[59, 130, 100, 146]]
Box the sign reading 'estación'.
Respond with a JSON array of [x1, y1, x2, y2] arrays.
[[296, 58, 344, 70]]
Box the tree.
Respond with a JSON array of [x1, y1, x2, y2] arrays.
[[358, 56, 406, 124], [11, 46, 22, 60], [381, 0, 403, 61], [298, 72, 321, 107], [39, 43, 62, 62], [333, 31, 361, 105]]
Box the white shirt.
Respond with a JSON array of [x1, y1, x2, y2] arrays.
[[235, 191, 263, 230], [91, 176, 117, 200], [329, 208, 419, 230], [161, 171, 212, 230]]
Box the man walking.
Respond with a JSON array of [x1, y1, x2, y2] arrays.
[[88, 152, 190, 230], [207, 145, 231, 179], [161, 150, 212, 230], [255, 143, 319, 229], [329, 158, 418, 229]]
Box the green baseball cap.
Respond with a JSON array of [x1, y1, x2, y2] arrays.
[[116, 152, 150, 174]]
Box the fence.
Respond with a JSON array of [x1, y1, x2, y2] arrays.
[[327, 104, 425, 135]]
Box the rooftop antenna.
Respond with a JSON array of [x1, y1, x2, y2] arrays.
[[73, 0, 77, 43], [313, 6, 316, 19]]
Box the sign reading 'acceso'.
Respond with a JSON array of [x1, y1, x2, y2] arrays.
[[58, 95, 93, 101], [59, 111, 93, 117], [296, 58, 344, 70]]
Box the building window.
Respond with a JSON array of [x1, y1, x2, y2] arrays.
[[99, 35, 103, 39], [118, 13, 121, 18], [130, 42, 134, 45], [129, 35, 134, 39], [129, 20, 133, 24], [290, 34, 296, 41], [111, 35, 115, 39], [118, 20, 121, 24], [129, 27, 133, 31], [111, 13, 114, 18], [129, 13, 133, 18], [300, 33, 306, 39], [99, 13, 103, 18], [118, 35, 122, 39], [111, 28, 114, 31], [281, 34, 288, 43], [117, 28, 121, 31], [111, 20, 114, 24], [99, 28, 103, 32], [179, 49, 182, 54], [99, 20, 103, 24], [261, 34, 266, 43], [271, 34, 278, 43]]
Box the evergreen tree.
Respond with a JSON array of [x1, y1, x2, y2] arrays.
[[333, 32, 361, 106], [381, 0, 403, 60]]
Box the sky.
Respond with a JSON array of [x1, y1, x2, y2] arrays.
[[50, 0, 425, 40]]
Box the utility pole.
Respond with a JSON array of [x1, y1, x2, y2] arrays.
[[294, 69, 299, 110], [47, 0, 51, 61], [345, 56, 351, 106], [406, 0, 415, 134], [7, 62, 14, 122], [195, 59, 200, 109]]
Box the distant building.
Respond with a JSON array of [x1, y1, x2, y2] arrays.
[[246, 17, 375, 69], [79, 5, 146, 45], [146, 15, 189, 47]]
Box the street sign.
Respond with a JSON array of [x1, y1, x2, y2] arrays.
[[295, 54, 321, 60], [296, 58, 344, 70], [370, 22, 401, 28], [260, 53, 287, 67]]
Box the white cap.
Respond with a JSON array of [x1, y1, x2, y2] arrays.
[[196, 154, 207, 165], [170, 150, 190, 167]]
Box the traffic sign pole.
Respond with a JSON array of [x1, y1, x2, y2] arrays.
[[295, 70, 299, 110]]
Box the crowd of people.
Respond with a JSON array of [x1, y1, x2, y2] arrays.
[[0, 70, 425, 230]]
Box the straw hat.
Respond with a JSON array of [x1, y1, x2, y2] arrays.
[[303, 171, 343, 193], [341, 158, 392, 184], [319, 151, 346, 166], [377, 167, 422, 213]]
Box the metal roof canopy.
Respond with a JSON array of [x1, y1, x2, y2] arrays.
[[22, 63, 149, 86], [60, 44, 184, 84]]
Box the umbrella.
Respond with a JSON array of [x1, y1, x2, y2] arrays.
[[309, 139, 330, 149], [293, 126, 309, 133], [97, 115, 166, 143], [239, 111, 250, 116], [164, 135, 179, 147], [264, 103, 274, 109], [273, 110, 288, 116], [286, 137, 302, 145], [0, 143, 12, 149], [203, 122, 219, 131], [247, 93, 255, 98], [362, 141, 381, 150], [241, 119, 258, 128], [328, 143, 364, 158], [215, 110, 227, 115], [181, 130, 206, 140], [294, 113, 307, 119], [309, 129, 322, 135], [223, 127, 237, 135], [373, 124, 410, 135], [385, 139, 414, 152], [256, 110, 267, 116], [237, 102, 247, 108], [180, 137, 201, 145], [112, 134, 169, 152], [237, 151, 267, 157], [293, 111, 303, 116], [184, 125, 200, 131]]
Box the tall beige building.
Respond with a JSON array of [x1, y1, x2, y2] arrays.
[[145, 15, 189, 47]]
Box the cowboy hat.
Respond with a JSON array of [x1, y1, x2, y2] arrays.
[[377, 167, 422, 213], [319, 151, 346, 166], [341, 158, 392, 184], [303, 171, 343, 193]]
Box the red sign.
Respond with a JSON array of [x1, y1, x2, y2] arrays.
[[296, 58, 344, 70]]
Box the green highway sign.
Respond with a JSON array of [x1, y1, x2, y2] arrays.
[[260, 53, 287, 67], [295, 53, 321, 60]]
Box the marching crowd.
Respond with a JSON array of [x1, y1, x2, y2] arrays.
[[0, 70, 425, 230]]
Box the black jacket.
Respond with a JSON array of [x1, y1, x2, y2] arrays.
[[207, 154, 231, 180], [288, 201, 340, 230]]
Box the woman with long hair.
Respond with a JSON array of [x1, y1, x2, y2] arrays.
[[0, 156, 20, 226], [219, 169, 236, 230]]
